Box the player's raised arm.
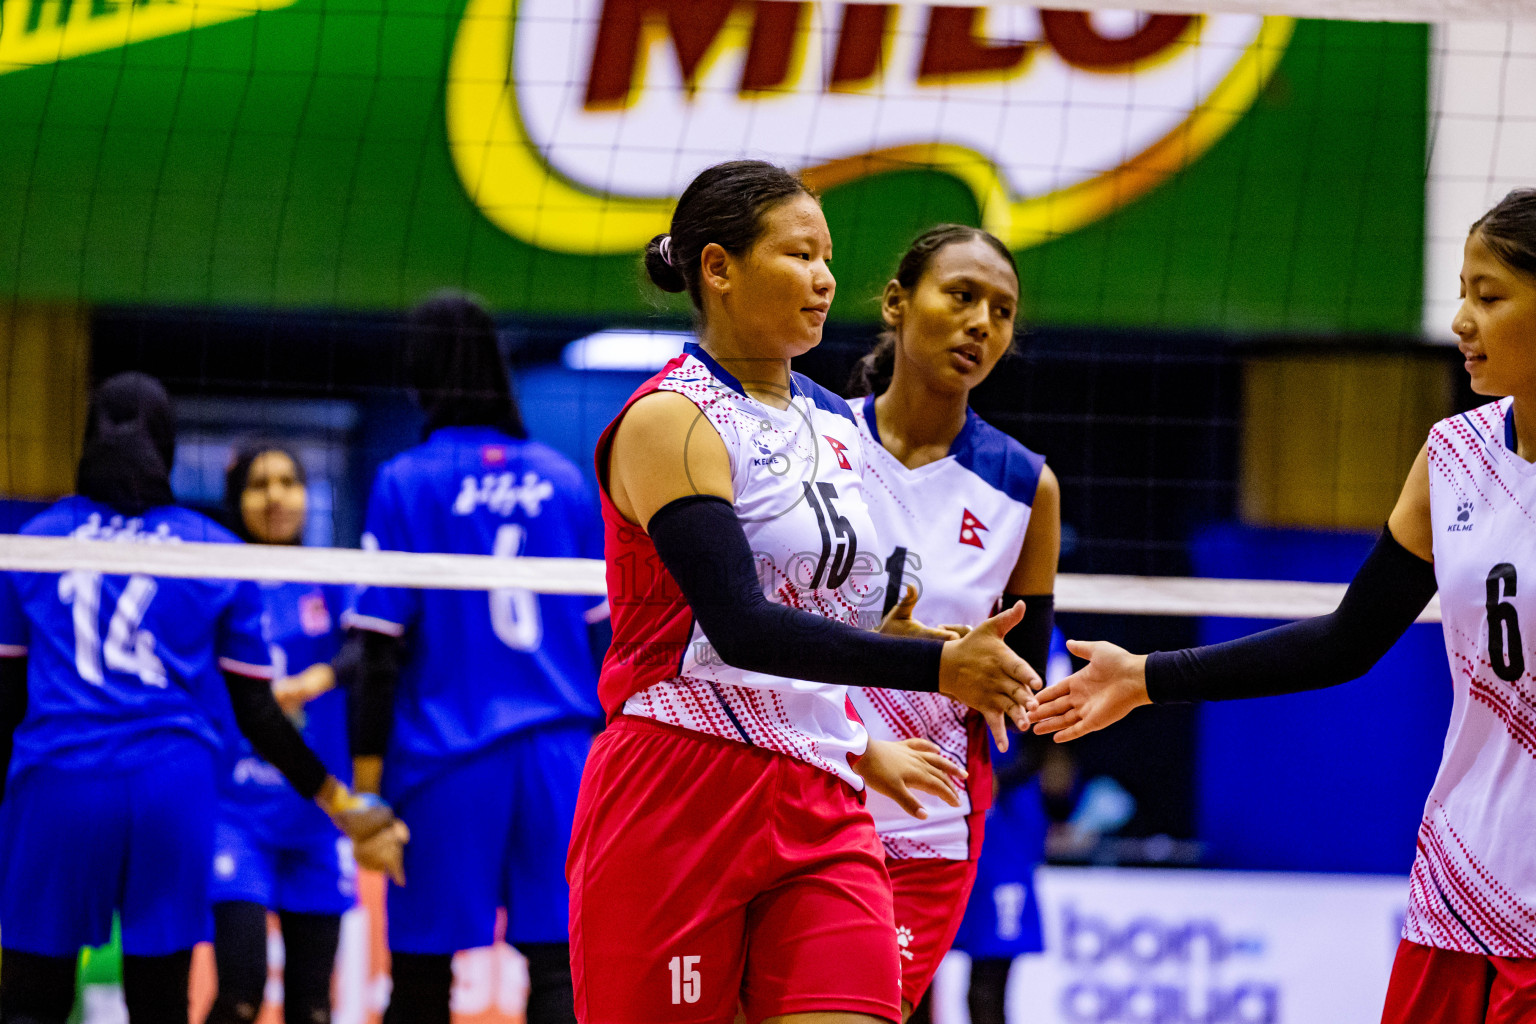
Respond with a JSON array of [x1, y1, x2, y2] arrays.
[[1030, 444, 1436, 743]]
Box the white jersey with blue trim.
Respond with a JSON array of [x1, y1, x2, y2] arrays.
[[848, 396, 1046, 859], [618, 343, 878, 789], [1408, 398, 1536, 957]]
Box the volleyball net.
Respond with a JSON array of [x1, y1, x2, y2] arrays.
[[0, 532, 1443, 623], [2, 0, 1532, 624]]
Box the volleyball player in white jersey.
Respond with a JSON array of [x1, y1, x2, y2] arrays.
[[569, 160, 1041, 1024], [1028, 188, 1536, 1023], [845, 225, 1060, 1019]]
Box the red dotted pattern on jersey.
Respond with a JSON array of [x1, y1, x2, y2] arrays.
[[1432, 426, 1498, 520], [882, 834, 944, 859], [629, 676, 838, 777], [859, 456, 918, 522], [1406, 807, 1536, 957], [1436, 415, 1536, 527], [618, 356, 869, 784], [859, 688, 970, 768]]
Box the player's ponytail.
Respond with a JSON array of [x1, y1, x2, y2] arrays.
[[846, 336, 896, 398], [1473, 188, 1536, 279], [848, 224, 1021, 398], [645, 160, 812, 312], [75, 372, 177, 516], [644, 233, 687, 294]]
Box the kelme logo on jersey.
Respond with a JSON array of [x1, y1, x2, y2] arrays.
[[959, 508, 988, 549], [0, 0, 299, 77], [1449, 499, 1475, 532], [446, 2, 1292, 255]]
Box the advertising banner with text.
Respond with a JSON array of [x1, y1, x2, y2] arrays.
[[931, 867, 1408, 1024], [0, 2, 1426, 332]]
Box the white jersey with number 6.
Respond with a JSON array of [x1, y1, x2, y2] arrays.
[[1410, 397, 1536, 957]]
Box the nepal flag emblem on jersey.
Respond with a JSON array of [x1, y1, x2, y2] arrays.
[[959, 509, 988, 549], [824, 435, 851, 471]]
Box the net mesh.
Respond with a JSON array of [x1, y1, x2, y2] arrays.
[[0, 1, 1529, 857]]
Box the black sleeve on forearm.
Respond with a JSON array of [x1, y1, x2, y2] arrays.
[[1146, 525, 1438, 704], [0, 656, 27, 805], [343, 629, 403, 759], [1001, 593, 1054, 681], [222, 671, 329, 799], [996, 593, 1055, 788], [648, 495, 944, 691]]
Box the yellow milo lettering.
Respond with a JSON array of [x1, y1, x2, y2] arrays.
[[0, 0, 298, 76]]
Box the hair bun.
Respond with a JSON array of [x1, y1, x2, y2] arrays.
[[644, 233, 687, 293]]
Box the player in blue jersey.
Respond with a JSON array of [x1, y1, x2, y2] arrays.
[[204, 440, 356, 1024], [342, 294, 605, 1024], [0, 373, 406, 1024]]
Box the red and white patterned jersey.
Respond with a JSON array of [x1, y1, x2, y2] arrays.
[[848, 396, 1046, 859], [1409, 397, 1536, 956], [594, 343, 880, 790]]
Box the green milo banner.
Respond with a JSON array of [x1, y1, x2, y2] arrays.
[[0, 1, 1426, 332]]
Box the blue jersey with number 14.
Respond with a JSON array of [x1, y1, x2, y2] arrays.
[[0, 497, 271, 778], [351, 427, 603, 798]]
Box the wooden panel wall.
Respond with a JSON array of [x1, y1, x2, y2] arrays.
[[1242, 352, 1453, 530], [1, 304, 90, 500]]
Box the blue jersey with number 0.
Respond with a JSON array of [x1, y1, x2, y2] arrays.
[[351, 427, 603, 797], [217, 581, 351, 839], [0, 497, 272, 778]]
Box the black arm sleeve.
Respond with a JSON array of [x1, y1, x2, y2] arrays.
[[997, 594, 1055, 788], [1000, 593, 1054, 681], [0, 656, 26, 805], [648, 496, 944, 691], [342, 629, 404, 759], [222, 671, 329, 800], [1146, 525, 1437, 704]]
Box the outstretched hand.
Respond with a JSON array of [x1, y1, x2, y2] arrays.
[[937, 601, 1041, 752], [879, 585, 964, 641], [853, 738, 966, 819], [1027, 639, 1151, 742]]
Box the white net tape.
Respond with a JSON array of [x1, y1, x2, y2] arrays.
[[0, 535, 1443, 623]]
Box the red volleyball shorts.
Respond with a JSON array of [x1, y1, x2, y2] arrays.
[[886, 856, 979, 1009], [567, 716, 902, 1024], [1381, 938, 1536, 1024]]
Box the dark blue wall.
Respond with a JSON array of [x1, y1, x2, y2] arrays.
[[1190, 523, 1450, 874]]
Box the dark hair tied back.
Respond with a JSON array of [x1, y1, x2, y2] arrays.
[[644, 160, 812, 311], [75, 372, 177, 516], [1473, 188, 1536, 279], [847, 224, 1019, 397], [405, 290, 527, 440], [644, 234, 687, 294]]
